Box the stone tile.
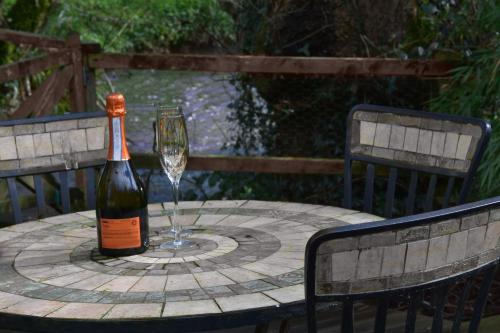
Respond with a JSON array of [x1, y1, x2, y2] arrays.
[[421, 118, 442, 131], [318, 237, 358, 254], [194, 271, 234, 288], [371, 147, 395, 160], [359, 232, 395, 248], [403, 127, 419, 152], [389, 125, 405, 150], [430, 131, 446, 156], [219, 267, 266, 283], [442, 121, 462, 133], [331, 250, 358, 281], [396, 226, 429, 243], [373, 123, 391, 148], [164, 274, 200, 291], [309, 206, 356, 218], [0, 291, 27, 309], [3, 299, 64, 316], [353, 111, 378, 122], [394, 151, 417, 164], [357, 247, 383, 279], [360, 121, 376, 146], [336, 213, 384, 224], [461, 211, 489, 230], [47, 303, 112, 319], [43, 270, 98, 287], [430, 219, 460, 237], [0, 159, 20, 170], [50, 132, 64, 154], [460, 123, 482, 138], [404, 240, 429, 273], [78, 117, 107, 129], [0, 126, 13, 137], [201, 200, 247, 208], [69, 129, 88, 152], [426, 235, 449, 270], [0, 136, 18, 160], [20, 157, 52, 169], [417, 129, 433, 155], [163, 300, 220, 317], [195, 214, 229, 226], [447, 230, 468, 264], [67, 273, 115, 291], [380, 244, 406, 277], [41, 213, 90, 224], [443, 132, 459, 159], [398, 115, 421, 128], [104, 303, 162, 319], [33, 133, 53, 157], [15, 135, 35, 159], [14, 123, 44, 135], [86, 127, 105, 151], [45, 120, 78, 132], [263, 284, 304, 303], [0, 230, 22, 243], [129, 275, 168, 292], [465, 226, 486, 258], [216, 293, 278, 312], [485, 221, 500, 251], [455, 134, 472, 160], [96, 276, 141, 292]]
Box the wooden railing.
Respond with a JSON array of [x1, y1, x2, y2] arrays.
[[0, 29, 455, 176]]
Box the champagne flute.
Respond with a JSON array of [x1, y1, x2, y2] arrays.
[[156, 105, 192, 249]]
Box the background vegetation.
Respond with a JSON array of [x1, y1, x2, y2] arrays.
[[0, 0, 498, 213]]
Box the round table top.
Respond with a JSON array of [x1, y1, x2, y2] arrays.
[[0, 200, 382, 332]]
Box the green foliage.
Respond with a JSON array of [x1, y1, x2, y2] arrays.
[[42, 0, 235, 52], [402, 0, 500, 197], [0, 0, 52, 64]]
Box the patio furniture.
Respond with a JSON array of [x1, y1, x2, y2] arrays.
[[0, 112, 108, 224], [0, 200, 383, 333], [305, 196, 500, 333], [344, 104, 491, 218]]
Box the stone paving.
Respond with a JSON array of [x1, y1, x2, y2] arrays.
[[0, 200, 381, 321]]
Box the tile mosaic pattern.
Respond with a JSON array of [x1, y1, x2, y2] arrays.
[[316, 208, 500, 295], [0, 115, 108, 173], [351, 110, 485, 173], [0, 201, 377, 320]]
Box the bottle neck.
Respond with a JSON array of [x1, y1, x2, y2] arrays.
[[107, 115, 130, 161]]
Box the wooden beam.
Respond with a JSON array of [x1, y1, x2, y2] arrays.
[[0, 51, 71, 83], [133, 154, 345, 174], [10, 65, 73, 119], [0, 29, 66, 49], [89, 53, 455, 77], [67, 34, 86, 113]]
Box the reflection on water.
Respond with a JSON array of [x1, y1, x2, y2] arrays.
[[99, 70, 241, 202]]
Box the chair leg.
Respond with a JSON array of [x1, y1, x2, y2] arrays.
[[255, 323, 269, 333], [279, 319, 290, 333]]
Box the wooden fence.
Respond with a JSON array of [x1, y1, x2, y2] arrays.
[[0, 29, 455, 176]]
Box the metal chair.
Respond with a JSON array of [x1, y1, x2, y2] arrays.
[[305, 196, 500, 333], [0, 111, 108, 224], [344, 104, 491, 218]]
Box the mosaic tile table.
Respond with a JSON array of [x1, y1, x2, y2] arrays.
[[0, 200, 382, 332]]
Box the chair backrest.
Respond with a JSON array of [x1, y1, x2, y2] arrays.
[[344, 104, 491, 218], [0, 112, 108, 224], [305, 196, 500, 333]]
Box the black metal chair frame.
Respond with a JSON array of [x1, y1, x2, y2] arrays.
[[0, 112, 106, 223], [305, 196, 500, 333], [344, 104, 491, 218]]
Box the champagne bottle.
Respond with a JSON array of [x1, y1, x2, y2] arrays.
[[96, 93, 149, 256]]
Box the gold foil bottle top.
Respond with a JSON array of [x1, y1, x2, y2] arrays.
[[106, 93, 126, 117]]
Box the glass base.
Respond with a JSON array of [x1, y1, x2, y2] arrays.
[[168, 228, 192, 237], [159, 239, 194, 249]]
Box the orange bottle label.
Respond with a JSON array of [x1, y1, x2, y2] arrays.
[[100, 217, 141, 249]]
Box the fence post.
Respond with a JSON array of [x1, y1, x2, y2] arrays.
[[66, 33, 85, 113], [82, 42, 101, 112]]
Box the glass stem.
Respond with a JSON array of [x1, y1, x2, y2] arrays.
[[172, 178, 182, 245]]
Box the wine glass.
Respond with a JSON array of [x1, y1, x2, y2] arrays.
[[156, 105, 192, 249]]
